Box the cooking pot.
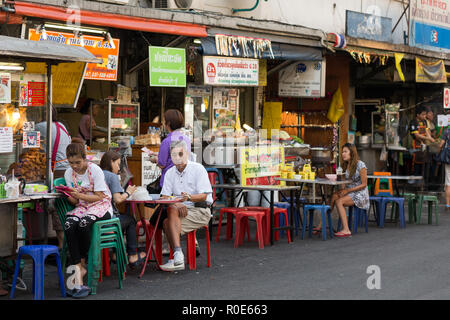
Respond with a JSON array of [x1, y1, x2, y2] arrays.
[[358, 135, 371, 146], [310, 147, 331, 159]]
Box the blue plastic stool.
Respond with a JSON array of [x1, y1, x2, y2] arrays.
[[337, 206, 369, 234], [379, 197, 406, 228], [301, 205, 333, 241], [369, 196, 383, 226], [10, 245, 66, 300], [274, 202, 300, 236]]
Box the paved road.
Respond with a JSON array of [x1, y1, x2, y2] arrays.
[[3, 204, 450, 301]]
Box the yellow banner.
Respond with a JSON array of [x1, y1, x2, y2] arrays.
[[327, 86, 344, 124], [258, 59, 267, 86], [415, 58, 447, 83], [394, 53, 405, 82], [262, 101, 282, 139]]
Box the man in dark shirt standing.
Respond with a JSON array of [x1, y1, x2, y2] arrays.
[[409, 106, 435, 176]]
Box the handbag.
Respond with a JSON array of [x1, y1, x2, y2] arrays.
[[438, 134, 450, 164]]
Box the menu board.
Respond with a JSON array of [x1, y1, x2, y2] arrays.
[[0, 127, 13, 153], [240, 145, 284, 186], [27, 82, 46, 106], [141, 153, 161, 187]]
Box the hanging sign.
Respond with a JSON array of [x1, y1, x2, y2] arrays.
[[0, 73, 11, 104], [149, 46, 186, 87], [0, 127, 13, 153], [444, 87, 450, 109], [415, 58, 447, 83], [23, 131, 40, 149], [278, 60, 326, 97], [28, 29, 119, 81], [27, 82, 46, 106], [203, 56, 259, 86]]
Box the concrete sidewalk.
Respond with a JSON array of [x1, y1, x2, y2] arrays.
[[2, 204, 450, 300]]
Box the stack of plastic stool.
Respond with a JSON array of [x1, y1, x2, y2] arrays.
[[87, 218, 128, 295], [10, 245, 66, 300], [416, 194, 439, 225], [301, 205, 333, 241]]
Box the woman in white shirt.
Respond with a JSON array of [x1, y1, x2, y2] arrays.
[[64, 142, 112, 298]]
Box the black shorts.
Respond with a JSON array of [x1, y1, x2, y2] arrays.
[[149, 205, 167, 229]]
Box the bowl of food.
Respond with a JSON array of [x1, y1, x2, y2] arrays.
[[325, 174, 337, 181]]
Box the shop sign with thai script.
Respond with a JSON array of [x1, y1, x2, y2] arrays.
[[410, 0, 450, 53], [28, 29, 120, 81], [149, 46, 186, 87], [278, 60, 326, 97], [203, 56, 259, 86]]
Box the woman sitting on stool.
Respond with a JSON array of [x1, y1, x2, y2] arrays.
[[314, 143, 370, 238]]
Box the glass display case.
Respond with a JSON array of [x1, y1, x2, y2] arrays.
[[371, 111, 385, 147], [385, 111, 400, 147], [108, 101, 140, 146]]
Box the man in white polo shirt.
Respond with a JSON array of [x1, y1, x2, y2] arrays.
[[159, 139, 213, 271]]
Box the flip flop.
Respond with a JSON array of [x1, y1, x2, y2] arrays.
[[312, 227, 322, 235], [334, 231, 352, 238]]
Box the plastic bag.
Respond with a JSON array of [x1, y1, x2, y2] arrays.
[[129, 186, 152, 201], [380, 145, 388, 161], [327, 87, 345, 124]]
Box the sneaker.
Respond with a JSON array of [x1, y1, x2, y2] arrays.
[[173, 250, 184, 266], [159, 258, 185, 272]]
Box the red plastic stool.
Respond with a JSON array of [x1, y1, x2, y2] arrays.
[[272, 208, 292, 243], [98, 248, 110, 282], [216, 207, 246, 242], [186, 226, 211, 270], [167, 226, 211, 270], [234, 211, 266, 249]]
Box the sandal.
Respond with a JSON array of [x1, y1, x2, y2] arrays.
[[312, 226, 322, 235], [334, 231, 352, 238], [129, 252, 147, 269]]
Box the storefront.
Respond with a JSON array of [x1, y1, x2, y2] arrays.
[[0, 34, 99, 256]]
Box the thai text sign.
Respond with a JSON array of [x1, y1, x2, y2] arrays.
[[28, 29, 120, 81], [278, 60, 326, 97], [203, 56, 259, 86], [240, 146, 284, 186], [149, 46, 186, 87], [410, 0, 450, 52]]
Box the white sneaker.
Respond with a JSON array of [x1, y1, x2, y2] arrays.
[[173, 250, 184, 266], [159, 256, 184, 272]]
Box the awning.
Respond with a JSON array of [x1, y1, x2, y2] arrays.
[[199, 37, 323, 61], [12, 1, 207, 38], [0, 35, 101, 63]]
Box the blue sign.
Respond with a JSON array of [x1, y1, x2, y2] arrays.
[[346, 10, 392, 42], [411, 21, 450, 52]]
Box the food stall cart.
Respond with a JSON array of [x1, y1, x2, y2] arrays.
[[0, 35, 100, 258]]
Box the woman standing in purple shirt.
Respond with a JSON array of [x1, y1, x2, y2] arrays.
[[151, 109, 191, 189]]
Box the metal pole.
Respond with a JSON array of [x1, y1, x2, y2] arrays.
[[46, 62, 53, 190]]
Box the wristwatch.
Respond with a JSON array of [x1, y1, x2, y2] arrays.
[[186, 193, 191, 201]]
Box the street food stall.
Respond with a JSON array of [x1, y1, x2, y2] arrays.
[[0, 35, 100, 257]]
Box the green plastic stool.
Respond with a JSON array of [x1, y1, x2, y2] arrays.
[[402, 193, 417, 224], [416, 194, 439, 225], [87, 218, 128, 295]]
